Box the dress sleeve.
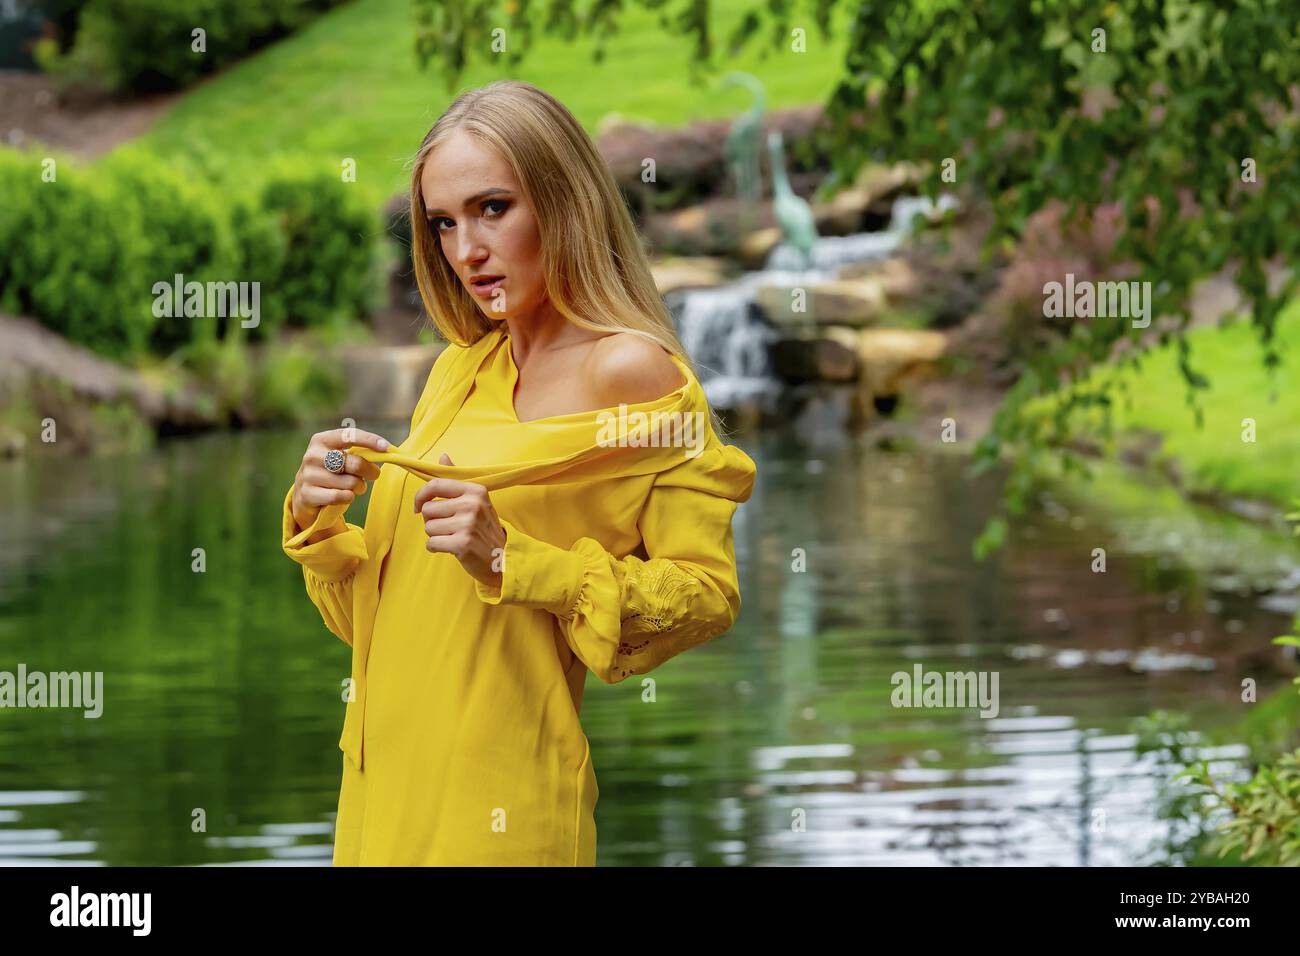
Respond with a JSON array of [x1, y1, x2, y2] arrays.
[[279, 340, 459, 647], [472, 453, 747, 685], [281, 487, 367, 647]]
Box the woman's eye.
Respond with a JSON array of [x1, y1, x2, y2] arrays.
[[484, 199, 509, 216], [431, 217, 454, 232]]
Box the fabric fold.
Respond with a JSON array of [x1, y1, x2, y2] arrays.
[[302, 324, 755, 769]]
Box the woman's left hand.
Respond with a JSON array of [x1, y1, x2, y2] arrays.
[[414, 453, 506, 589]]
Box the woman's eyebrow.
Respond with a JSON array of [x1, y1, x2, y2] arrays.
[[426, 187, 513, 218]]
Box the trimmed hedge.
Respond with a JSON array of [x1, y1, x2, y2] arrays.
[[44, 0, 350, 93], [0, 151, 152, 354], [0, 146, 379, 358]]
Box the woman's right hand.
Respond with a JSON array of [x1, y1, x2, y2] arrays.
[[291, 428, 392, 536]]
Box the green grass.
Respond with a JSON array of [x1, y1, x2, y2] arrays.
[[1028, 300, 1300, 509], [131, 0, 853, 208]]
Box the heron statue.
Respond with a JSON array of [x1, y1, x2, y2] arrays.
[[767, 128, 818, 269]]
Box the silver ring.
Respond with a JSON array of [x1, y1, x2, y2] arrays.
[[323, 449, 346, 474]]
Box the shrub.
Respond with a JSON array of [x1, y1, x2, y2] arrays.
[[0, 150, 155, 354], [0, 146, 380, 359], [252, 335, 346, 423], [97, 148, 242, 353], [257, 156, 380, 331], [1181, 751, 1300, 866], [40, 0, 349, 93], [227, 193, 290, 340]]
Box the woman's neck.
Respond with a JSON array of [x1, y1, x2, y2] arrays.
[[503, 305, 597, 364]]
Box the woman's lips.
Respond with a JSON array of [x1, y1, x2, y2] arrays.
[[470, 276, 505, 297]]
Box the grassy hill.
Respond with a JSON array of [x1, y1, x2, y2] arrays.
[[1028, 301, 1300, 510], [132, 0, 853, 207]]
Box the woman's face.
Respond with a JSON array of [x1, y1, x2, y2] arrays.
[[420, 130, 547, 322]]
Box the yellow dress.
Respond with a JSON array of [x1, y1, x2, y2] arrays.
[[281, 325, 756, 865]]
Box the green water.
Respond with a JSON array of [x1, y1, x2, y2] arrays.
[[0, 426, 1294, 865]]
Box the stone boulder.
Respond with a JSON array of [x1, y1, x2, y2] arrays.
[[768, 333, 858, 384], [337, 343, 444, 421], [854, 328, 949, 398], [597, 105, 827, 217], [755, 278, 888, 328], [649, 256, 735, 295]]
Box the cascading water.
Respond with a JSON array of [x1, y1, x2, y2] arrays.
[[669, 193, 958, 415]]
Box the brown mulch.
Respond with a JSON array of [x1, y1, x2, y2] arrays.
[[0, 71, 179, 159]]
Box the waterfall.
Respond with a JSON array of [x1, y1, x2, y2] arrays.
[[669, 284, 783, 413], [669, 193, 958, 415], [764, 194, 959, 272]]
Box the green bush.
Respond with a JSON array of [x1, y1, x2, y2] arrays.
[[98, 148, 242, 352], [42, 0, 348, 93], [252, 336, 346, 423], [0, 150, 154, 354], [227, 193, 290, 340], [1181, 751, 1300, 866], [257, 156, 380, 331], [0, 146, 379, 359]]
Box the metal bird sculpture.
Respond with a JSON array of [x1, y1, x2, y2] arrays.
[[767, 129, 818, 269], [719, 71, 767, 207]]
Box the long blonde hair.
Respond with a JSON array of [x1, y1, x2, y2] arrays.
[[408, 80, 729, 437]]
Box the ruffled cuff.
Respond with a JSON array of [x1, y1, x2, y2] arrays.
[[473, 516, 588, 616], [304, 571, 358, 645], [281, 487, 366, 582]]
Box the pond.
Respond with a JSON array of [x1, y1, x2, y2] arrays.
[[0, 424, 1293, 865]]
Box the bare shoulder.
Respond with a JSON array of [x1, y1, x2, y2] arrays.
[[586, 332, 686, 405]]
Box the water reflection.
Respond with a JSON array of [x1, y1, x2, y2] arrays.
[[0, 425, 1291, 865]]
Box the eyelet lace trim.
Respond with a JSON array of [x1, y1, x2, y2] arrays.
[[619, 560, 699, 639]]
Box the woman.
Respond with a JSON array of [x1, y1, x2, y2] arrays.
[[282, 80, 756, 866]]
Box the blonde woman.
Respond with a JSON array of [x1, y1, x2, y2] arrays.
[[282, 80, 756, 866]]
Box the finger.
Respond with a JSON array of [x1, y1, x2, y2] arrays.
[[413, 476, 484, 512], [423, 515, 468, 538], [425, 532, 469, 556], [419, 495, 459, 521], [439, 453, 454, 465], [310, 449, 379, 481], [316, 428, 392, 452], [297, 485, 356, 508], [303, 466, 366, 492], [345, 453, 382, 481]]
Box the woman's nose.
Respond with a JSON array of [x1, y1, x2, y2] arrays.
[[455, 223, 487, 268]]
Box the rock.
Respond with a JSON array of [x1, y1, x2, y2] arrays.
[[650, 256, 734, 295], [856, 329, 948, 398], [371, 265, 426, 345], [769, 334, 858, 383], [813, 193, 868, 235], [738, 227, 782, 269], [838, 256, 923, 301], [755, 278, 888, 328], [852, 162, 928, 208], [597, 105, 827, 214], [0, 312, 210, 427], [337, 343, 444, 420], [646, 195, 790, 258], [666, 205, 709, 235], [823, 325, 863, 356], [808, 162, 927, 235]]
